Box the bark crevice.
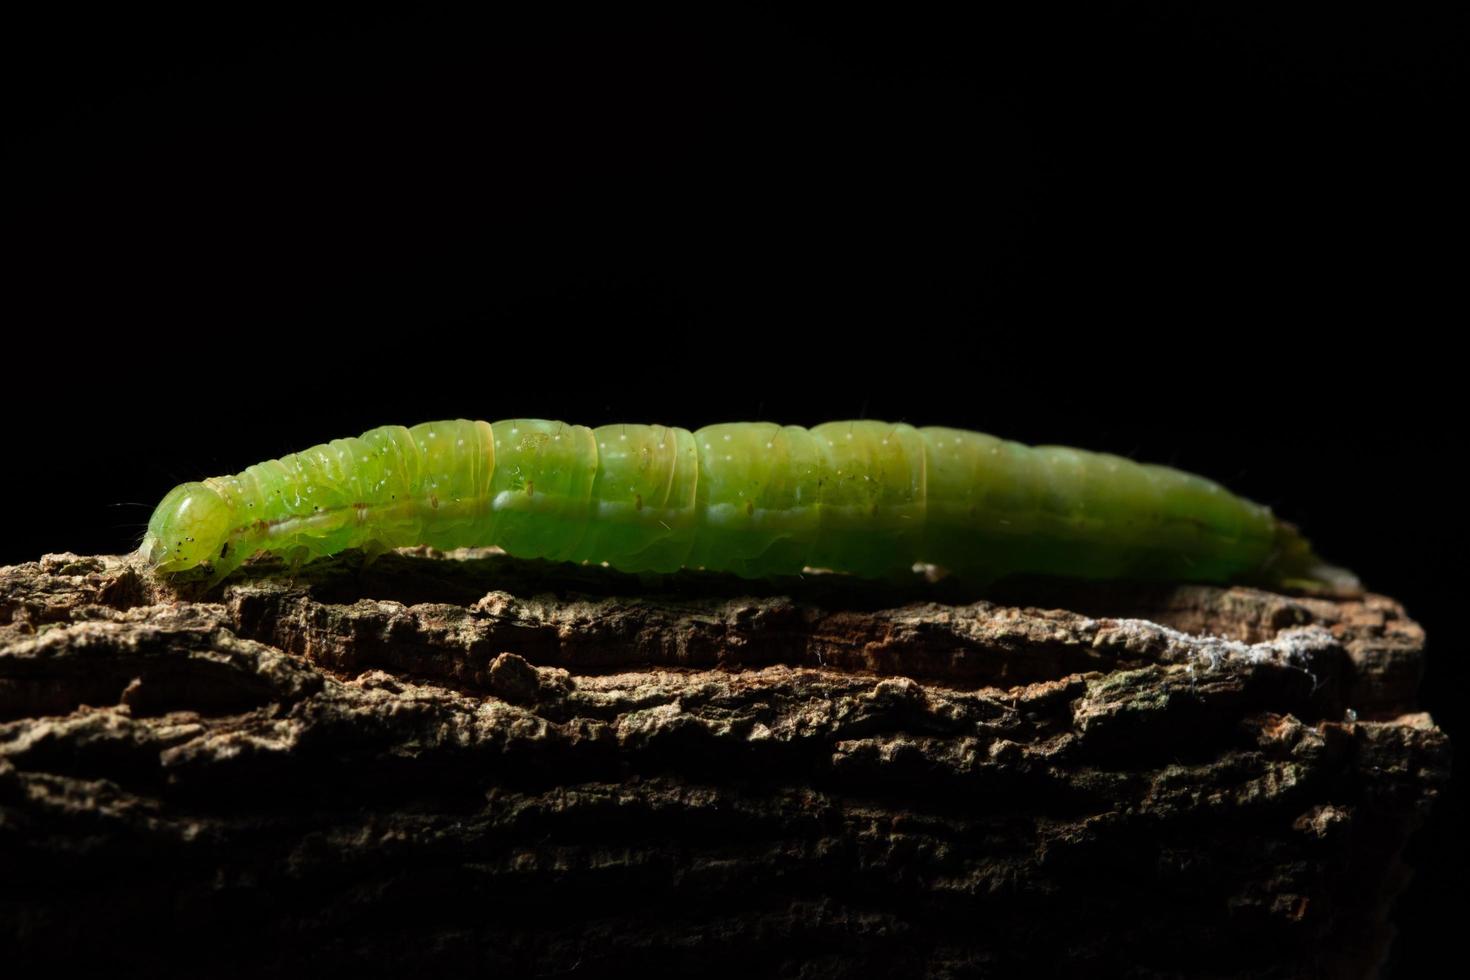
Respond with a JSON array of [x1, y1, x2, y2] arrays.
[[0, 549, 1447, 979]]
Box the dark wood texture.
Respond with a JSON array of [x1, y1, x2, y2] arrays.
[[0, 550, 1448, 978]]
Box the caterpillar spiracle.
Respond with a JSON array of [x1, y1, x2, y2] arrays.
[[140, 419, 1357, 592]]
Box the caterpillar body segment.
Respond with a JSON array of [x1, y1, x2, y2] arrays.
[[140, 419, 1354, 591]]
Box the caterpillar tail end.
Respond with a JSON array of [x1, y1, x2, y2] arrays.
[[1259, 521, 1363, 597]]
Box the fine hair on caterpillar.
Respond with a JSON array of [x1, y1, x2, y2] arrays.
[[140, 418, 1359, 593]]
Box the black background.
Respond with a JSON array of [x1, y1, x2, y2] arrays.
[[4, 6, 1461, 972]]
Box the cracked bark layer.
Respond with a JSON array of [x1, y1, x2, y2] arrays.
[[0, 549, 1448, 979]]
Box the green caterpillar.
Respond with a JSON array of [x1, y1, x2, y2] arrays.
[[140, 418, 1355, 591]]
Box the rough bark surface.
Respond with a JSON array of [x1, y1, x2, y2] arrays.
[[0, 549, 1448, 979]]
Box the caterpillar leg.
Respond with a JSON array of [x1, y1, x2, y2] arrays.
[[281, 545, 313, 582], [913, 562, 951, 585], [358, 540, 392, 568], [198, 560, 231, 593]]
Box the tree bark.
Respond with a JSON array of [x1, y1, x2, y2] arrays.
[[0, 549, 1448, 979]]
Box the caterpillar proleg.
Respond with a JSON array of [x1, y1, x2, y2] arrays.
[[140, 419, 1356, 591]]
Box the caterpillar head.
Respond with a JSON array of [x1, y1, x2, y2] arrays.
[[141, 482, 233, 573]]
